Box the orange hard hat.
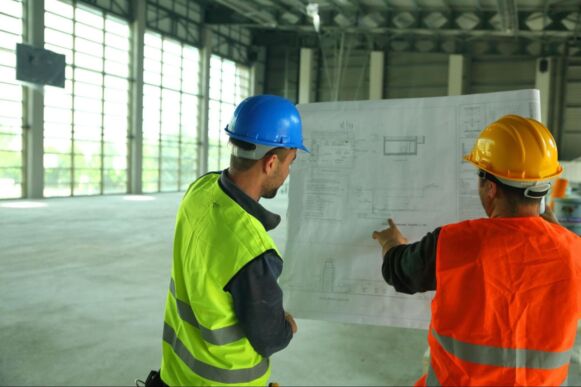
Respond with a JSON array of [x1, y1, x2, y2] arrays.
[[464, 115, 562, 185]]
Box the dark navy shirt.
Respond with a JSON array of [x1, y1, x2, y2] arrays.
[[218, 170, 293, 358], [382, 228, 440, 294]]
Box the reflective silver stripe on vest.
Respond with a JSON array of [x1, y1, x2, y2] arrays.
[[426, 364, 441, 386], [169, 279, 244, 345], [426, 362, 568, 386], [432, 328, 572, 369], [163, 322, 269, 384]]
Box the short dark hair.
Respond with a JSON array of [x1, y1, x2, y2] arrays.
[[478, 170, 541, 207], [229, 138, 291, 172]]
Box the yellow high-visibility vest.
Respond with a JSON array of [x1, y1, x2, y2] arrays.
[[161, 173, 279, 386]]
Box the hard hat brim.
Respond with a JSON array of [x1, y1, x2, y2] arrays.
[[463, 154, 563, 183], [225, 128, 310, 153]]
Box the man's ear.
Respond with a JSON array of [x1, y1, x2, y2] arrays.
[[262, 153, 278, 174], [486, 180, 498, 200]]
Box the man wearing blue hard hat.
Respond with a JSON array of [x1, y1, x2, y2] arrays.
[[156, 95, 309, 387]]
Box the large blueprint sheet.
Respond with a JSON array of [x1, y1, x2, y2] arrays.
[[280, 90, 541, 329]]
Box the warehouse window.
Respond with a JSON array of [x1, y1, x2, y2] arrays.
[[0, 0, 24, 199], [142, 32, 200, 193], [208, 55, 251, 171], [43, 0, 130, 197]]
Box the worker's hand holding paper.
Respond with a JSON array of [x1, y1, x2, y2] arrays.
[[372, 218, 409, 256]]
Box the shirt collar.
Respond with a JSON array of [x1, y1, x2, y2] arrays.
[[219, 170, 281, 231]]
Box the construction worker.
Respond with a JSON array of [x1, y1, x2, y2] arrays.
[[159, 95, 309, 386], [372, 115, 581, 386]]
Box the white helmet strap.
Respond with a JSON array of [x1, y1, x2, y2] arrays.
[[230, 142, 277, 160], [496, 176, 551, 198], [523, 185, 551, 199]]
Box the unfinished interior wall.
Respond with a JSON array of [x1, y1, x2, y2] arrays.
[[384, 52, 448, 99], [263, 45, 300, 103], [468, 56, 536, 94], [252, 47, 267, 95], [316, 47, 369, 102], [561, 58, 581, 160]]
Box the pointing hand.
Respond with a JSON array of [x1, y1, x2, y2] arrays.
[[372, 218, 409, 256]]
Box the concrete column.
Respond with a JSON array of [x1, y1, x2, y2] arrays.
[[25, 0, 44, 198], [283, 48, 290, 99], [298, 48, 313, 104], [448, 54, 466, 96], [252, 47, 266, 95], [129, 0, 145, 194], [369, 51, 384, 100], [198, 28, 213, 176], [249, 64, 257, 96], [535, 57, 552, 126]]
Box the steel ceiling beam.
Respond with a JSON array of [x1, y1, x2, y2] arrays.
[[279, 0, 309, 15], [246, 22, 577, 39], [212, 0, 278, 26], [219, 9, 575, 32], [259, 0, 304, 21], [253, 29, 572, 56]]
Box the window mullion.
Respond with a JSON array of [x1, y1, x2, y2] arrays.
[[100, 14, 106, 195]]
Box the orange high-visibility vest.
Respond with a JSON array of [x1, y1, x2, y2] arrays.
[[417, 217, 581, 386]]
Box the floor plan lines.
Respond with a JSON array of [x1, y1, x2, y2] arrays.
[[383, 136, 426, 156]]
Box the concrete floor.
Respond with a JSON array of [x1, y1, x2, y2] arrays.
[[1, 192, 579, 385]]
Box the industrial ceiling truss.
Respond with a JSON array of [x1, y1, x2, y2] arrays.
[[147, 0, 202, 47], [78, 0, 132, 20], [201, 0, 581, 55]]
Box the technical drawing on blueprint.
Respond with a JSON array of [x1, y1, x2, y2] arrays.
[[279, 90, 541, 329]]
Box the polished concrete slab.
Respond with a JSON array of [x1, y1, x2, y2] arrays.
[[0, 193, 578, 385]]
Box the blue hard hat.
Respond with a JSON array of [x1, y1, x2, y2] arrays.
[[225, 95, 309, 152]]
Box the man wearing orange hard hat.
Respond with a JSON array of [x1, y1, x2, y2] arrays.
[[372, 115, 581, 386]]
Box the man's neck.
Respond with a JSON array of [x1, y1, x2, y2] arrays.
[[226, 168, 262, 202], [489, 201, 539, 218]]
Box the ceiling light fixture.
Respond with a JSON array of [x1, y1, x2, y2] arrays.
[[496, 0, 518, 33], [306, 3, 320, 33]]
